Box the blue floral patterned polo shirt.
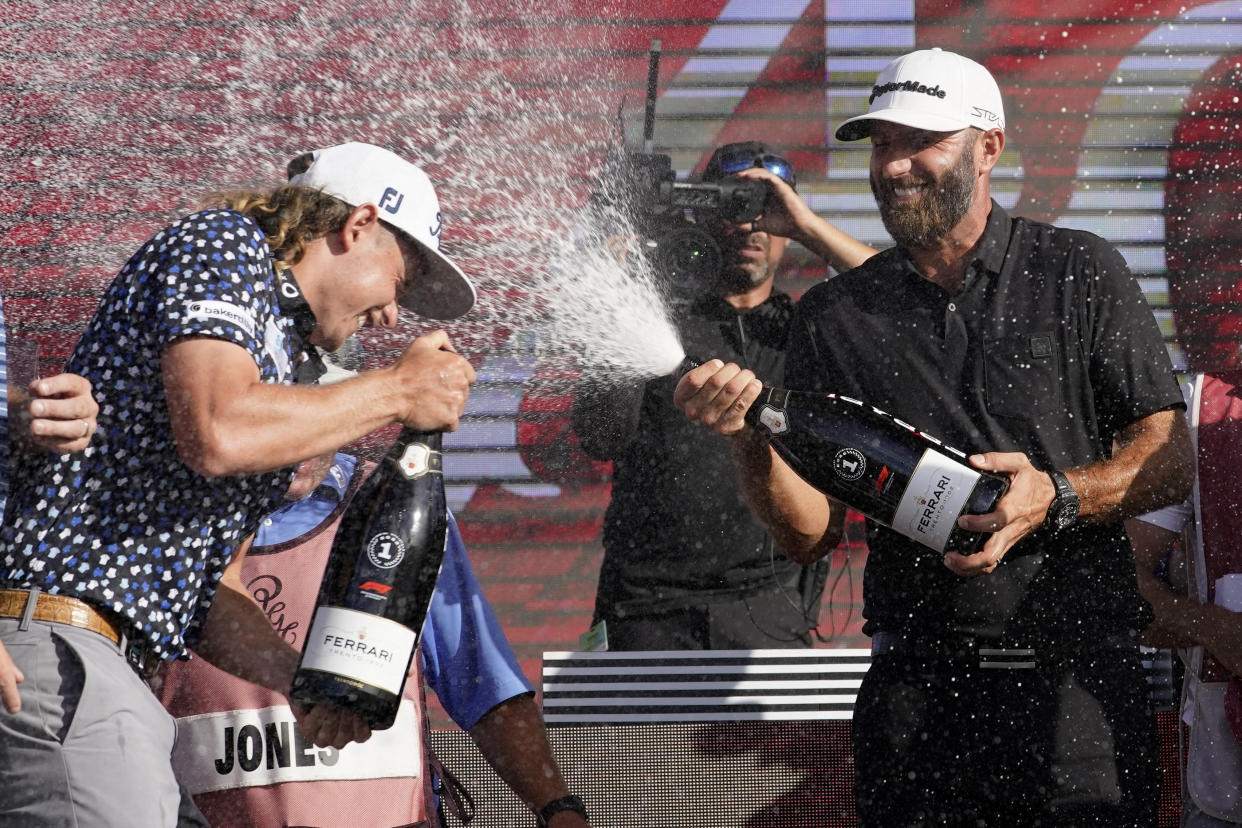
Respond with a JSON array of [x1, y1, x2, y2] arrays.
[[0, 210, 301, 660]]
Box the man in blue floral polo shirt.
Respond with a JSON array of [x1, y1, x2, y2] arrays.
[[0, 142, 478, 827]]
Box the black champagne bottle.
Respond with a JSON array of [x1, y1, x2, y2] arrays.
[[290, 429, 447, 729], [744, 387, 1009, 554]]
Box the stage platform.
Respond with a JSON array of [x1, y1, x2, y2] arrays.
[[430, 649, 1184, 827]]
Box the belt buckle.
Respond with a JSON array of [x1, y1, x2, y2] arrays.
[[125, 639, 159, 679]]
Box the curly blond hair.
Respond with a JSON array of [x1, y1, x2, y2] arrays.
[[201, 185, 352, 265]]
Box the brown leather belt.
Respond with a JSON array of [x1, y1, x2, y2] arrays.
[[0, 589, 160, 677], [0, 589, 123, 643]]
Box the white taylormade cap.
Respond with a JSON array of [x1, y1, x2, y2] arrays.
[[835, 48, 1005, 142], [289, 142, 477, 320]]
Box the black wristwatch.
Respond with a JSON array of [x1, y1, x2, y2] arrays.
[[536, 794, 589, 826], [1043, 469, 1080, 532]]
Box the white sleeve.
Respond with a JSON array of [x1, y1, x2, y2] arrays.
[[1133, 500, 1193, 533]]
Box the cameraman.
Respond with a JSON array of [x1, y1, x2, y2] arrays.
[[572, 141, 875, 650]]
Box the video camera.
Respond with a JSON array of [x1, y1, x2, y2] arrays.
[[592, 39, 775, 296], [616, 151, 768, 295]]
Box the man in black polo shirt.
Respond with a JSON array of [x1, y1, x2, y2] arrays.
[[676, 49, 1193, 825], [573, 142, 875, 650]]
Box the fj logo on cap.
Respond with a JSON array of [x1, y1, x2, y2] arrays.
[[429, 211, 443, 240], [379, 187, 404, 214]]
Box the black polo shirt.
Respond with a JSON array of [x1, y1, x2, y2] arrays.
[[787, 201, 1183, 642], [577, 292, 804, 613]]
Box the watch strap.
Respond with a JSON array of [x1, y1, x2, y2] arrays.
[[536, 794, 589, 826], [1044, 469, 1079, 530]]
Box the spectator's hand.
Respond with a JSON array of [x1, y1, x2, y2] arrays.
[[18, 373, 98, 454], [290, 701, 372, 750], [672, 359, 762, 437], [947, 451, 1054, 577], [389, 330, 476, 433], [0, 640, 23, 714], [731, 167, 816, 242]]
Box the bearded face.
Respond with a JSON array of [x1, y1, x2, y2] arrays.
[[870, 128, 979, 250]]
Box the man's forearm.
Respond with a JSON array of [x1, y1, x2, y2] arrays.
[[1068, 407, 1194, 523], [467, 695, 576, 815], [162, 331, 474, 478], [1140, 581, 1242, 676], [194, 580, 301, 692], [789, 214, 877, 273], [194, 539, 300, 694], [729, 427, 845, 564], [164, 350, 407, 477], [1129, 517, 1242, 677]]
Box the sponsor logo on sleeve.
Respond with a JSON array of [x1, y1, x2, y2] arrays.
[[187, 300, 256, 338]]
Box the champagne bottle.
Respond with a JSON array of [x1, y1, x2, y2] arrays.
[[744, 386, 1009, 554], [290, 429, 447, 729]]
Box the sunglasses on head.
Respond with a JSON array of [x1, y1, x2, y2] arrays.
[[715, 152, 796, 188]]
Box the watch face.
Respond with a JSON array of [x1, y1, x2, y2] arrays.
[[1054, 498, 1079, 530], [1047, 472, 1079, 531]]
